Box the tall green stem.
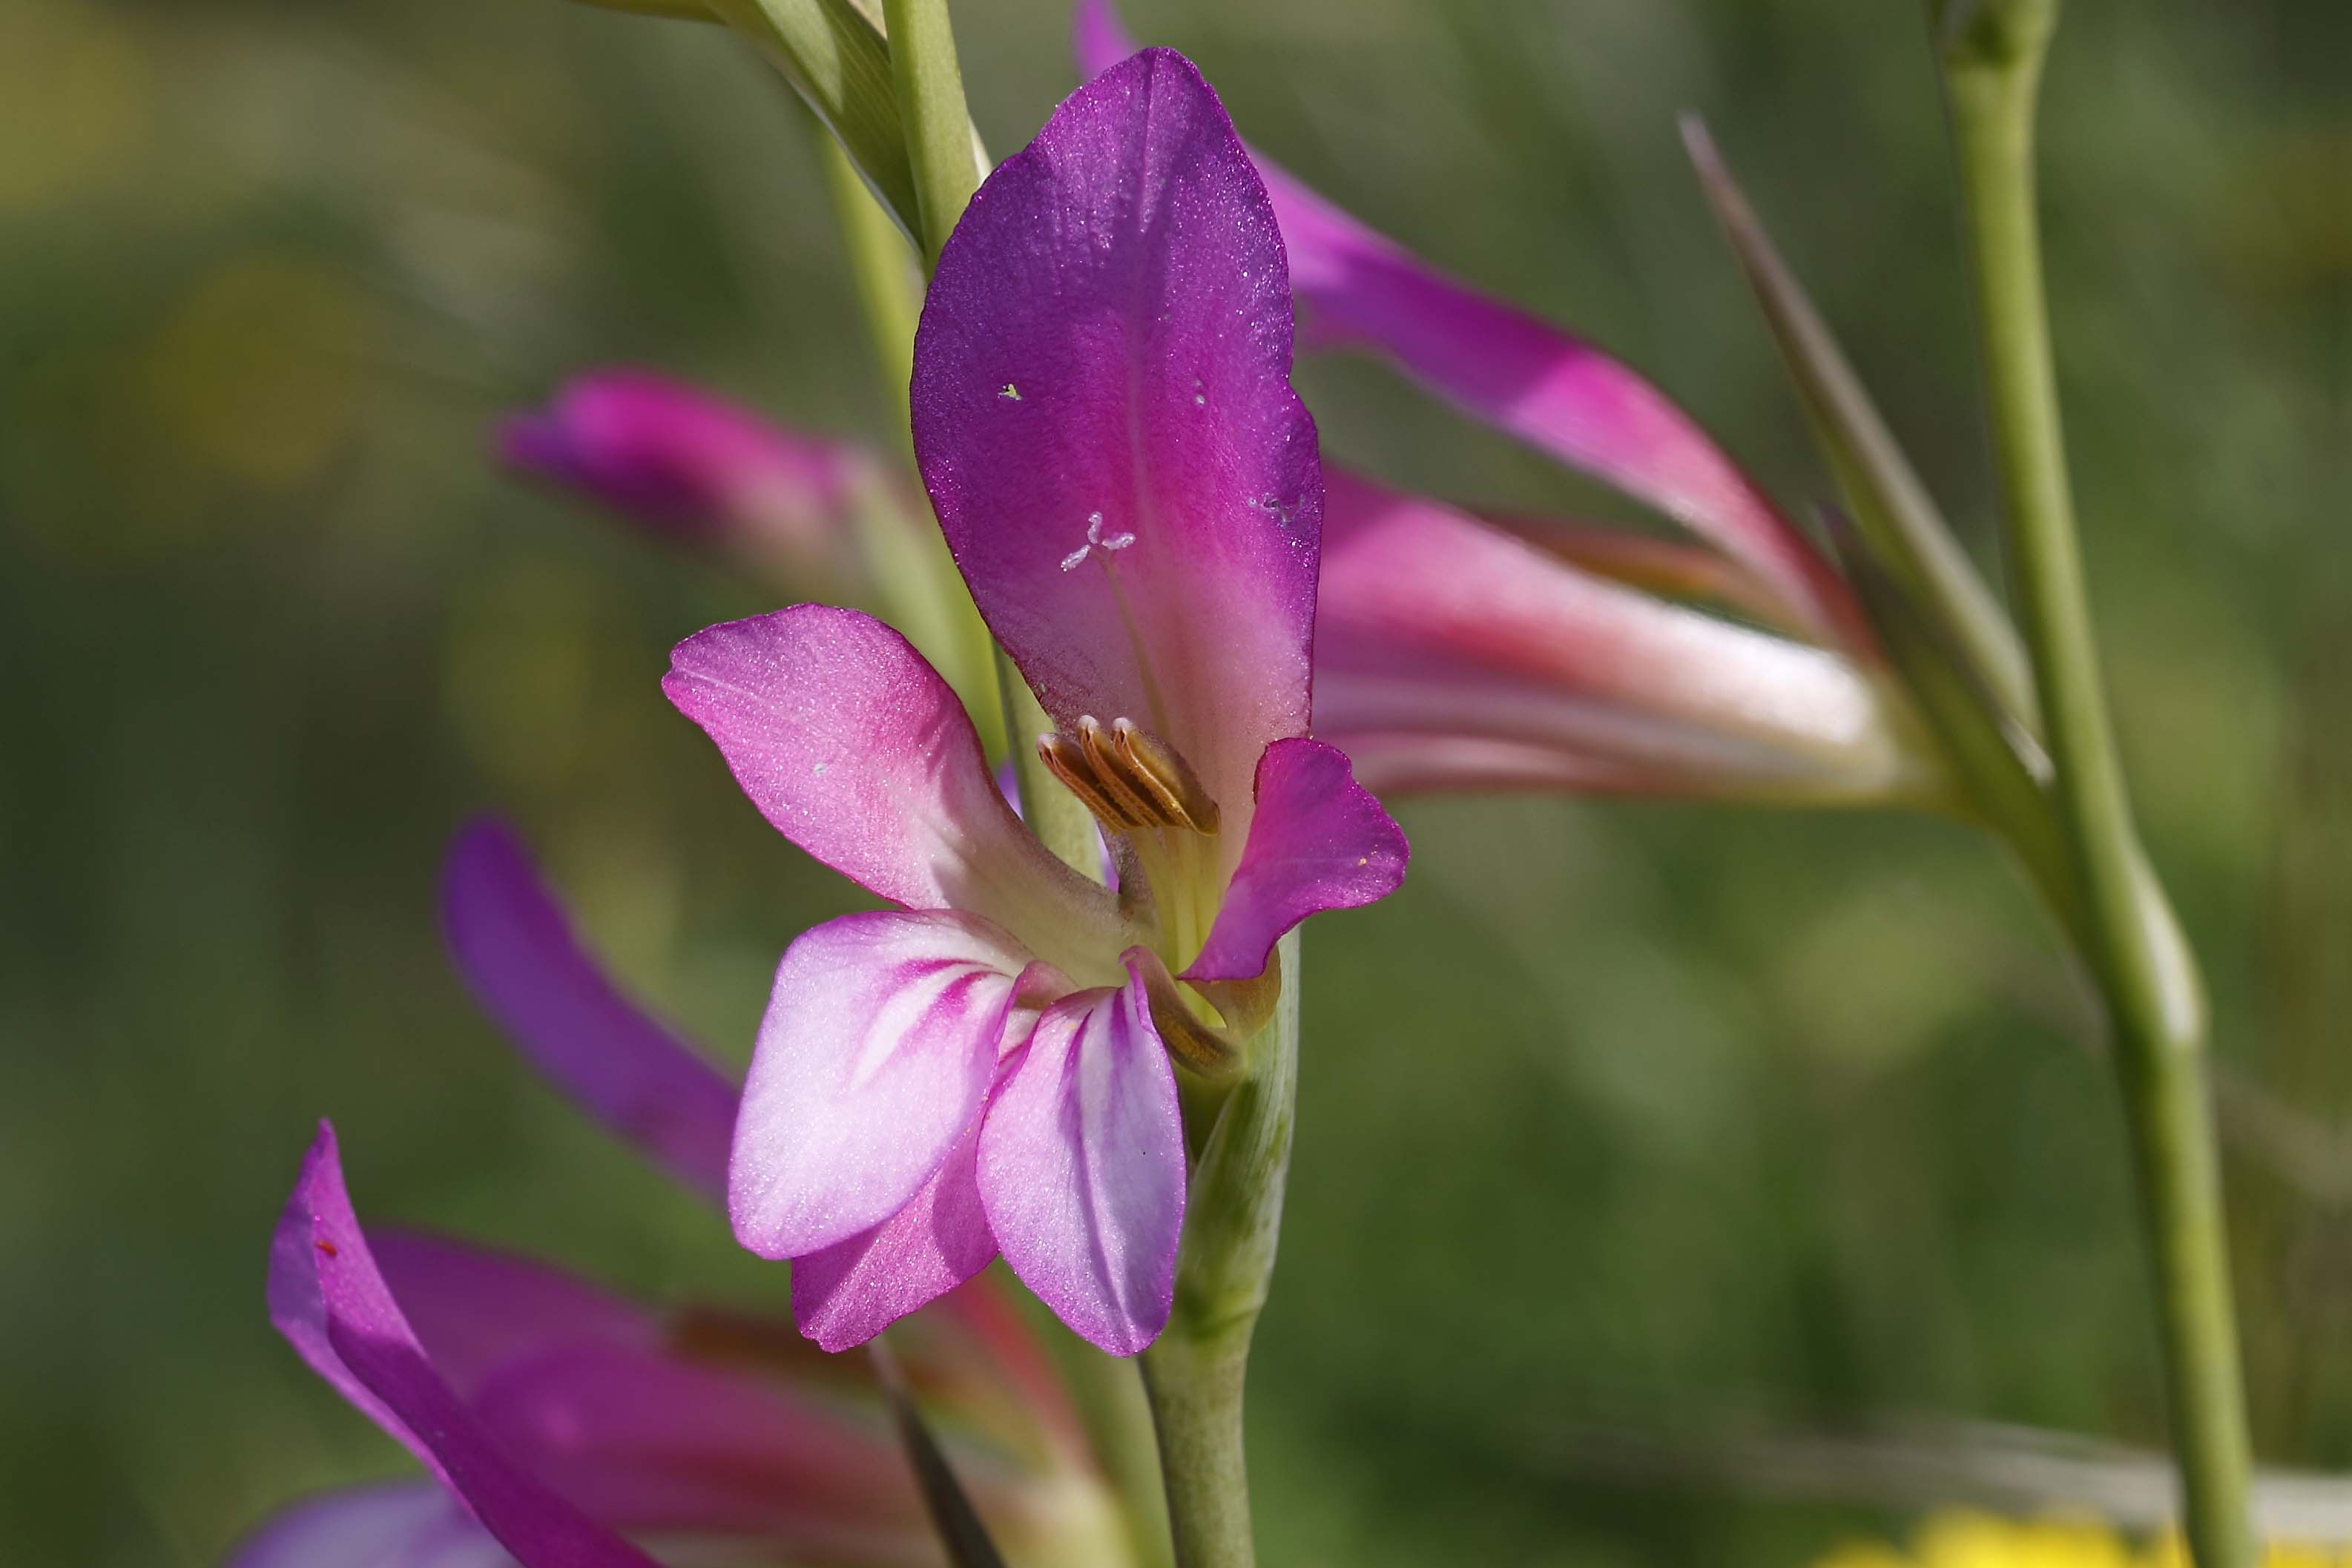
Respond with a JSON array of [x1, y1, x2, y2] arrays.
[[876, 8, 1259, 1564], [1142, 930, 1300, 1568], [1936, 6, 2253, 1564], [880, 0, 981, 271]]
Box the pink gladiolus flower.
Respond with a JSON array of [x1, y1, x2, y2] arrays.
[[501, 369, 879, 582], [1075, 2, 1940, 806], [231, 823, 1141, 1568], [661, 49, 1408, 1357]]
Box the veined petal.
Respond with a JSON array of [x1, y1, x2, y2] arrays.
[[665, 605, 1132, 970], [441, 819, 737, 1204], [789, 1112, 998, 1352], [367, 1231, 662, 1397], [1071, 1, 1863, 651], [1314, 474, 1917, 798], [1185, 739, 1408, 984], [729, 911, 1038, 1260], [912, 47, 1321, 853], [266, 1124, 662, 1568], [225, 1483, 515, 1568], [978, 964, 1185, 1355]]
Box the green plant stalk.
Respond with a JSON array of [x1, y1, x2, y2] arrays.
[[1142, 930, 1300, 1568], [817, 131, 923, 435], [877, 9, 1262, 1564], [1938, 9, 2253, 1567], [881, 0, 981, 271]]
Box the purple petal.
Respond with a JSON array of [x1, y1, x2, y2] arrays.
[[499, 369, 871, 565], [977, 966, 1185, 1355], [1184, 738, 1408, 983], [911, 47, 1321, 857], [729, 911, 1038, 1259], [1312, 473, 1912, 800], [1071, 1, 1863, 651], [441, 819, 737, 1204], [225, 1483, 515, 1568], [368, 1230, 662, 1397], [790, 1112, 999, 1351], [267, 1124, 663, 1568], [470, 1344, 926, 1547], [664, 605, 1131, 966]]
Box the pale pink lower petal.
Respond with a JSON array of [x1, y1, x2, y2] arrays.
[[225, 1483, 516, 1568], [978, 968, 1185, 1355], [789, 1113, 998, 1352], [729, 911, 1036, 1260], [441, 819, 737, 1203], [665, 606, 1133, 970], [1185, 739, 1408, 983], [267, 1124, 663, 1568]]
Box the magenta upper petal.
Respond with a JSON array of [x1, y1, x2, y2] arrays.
[[225, 1483, 516, 1568], [1183, 738, 1408, 983], [911, 47, 1322, 845], [267, 1124, 663, 1568], [977, 965, 1185, 1355], [441, 820, 737, 1203], [1072, 1, 1860, 651], [790, 1110, 999, 1352], [728, 910, 1038, 1260], [664, 605, 1130, 969]]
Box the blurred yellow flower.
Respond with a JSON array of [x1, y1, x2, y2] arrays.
[[1815, 1515, 2349, 1568]]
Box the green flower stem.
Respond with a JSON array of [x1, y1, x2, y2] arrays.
[[876, 9, 1272, 1565], [816, 131, 920, 435], [880, 0, 981, 271], [1142, 930, 1300, 1568], [1937, 7, 2253, 1565]]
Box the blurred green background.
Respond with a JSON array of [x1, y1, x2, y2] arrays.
[[3, 0, 2346, 1562]]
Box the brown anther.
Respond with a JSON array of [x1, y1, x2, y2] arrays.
[[1109, 718, 1222, 834], [1076, 717, 1165, 829], [1034, 716, 1224, 837], [1038, 733, 1142, 829]]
